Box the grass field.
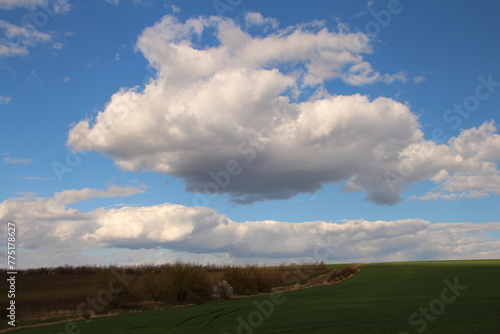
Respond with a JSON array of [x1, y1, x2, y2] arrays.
[[6, 260, 500, 334]]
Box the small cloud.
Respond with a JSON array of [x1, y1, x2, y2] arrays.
[[0, 44, 27, 57], [164, 3, 180, 13], [355, 0, 375, 18], [0, 20, 52, 58], [0, 0, 43, 10], [14, 191, 36, 198], [53, 42, 64, 49], [0, 95, 12, 105], [2, 0, 72, 13], [382, 71, 408, 84], [104, 0, 152, 6], [27, 69, 42, 85], [413, 76, 426, 83], [245, 12, 279, 29], [293, 196, 317, 203], [18, 176, 50, 180], [53, 0, 71, 13], [131, 0, 152, 6], [53, 184, 147, 204], [63, 76, 71, 82], [4, 157, 34, 165], [414, 190, 492, 201], [115, 53, 121, 61], [414, 192, 464, 201]]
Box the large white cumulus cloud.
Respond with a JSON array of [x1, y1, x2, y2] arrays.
[[67, 14, 500, 205]]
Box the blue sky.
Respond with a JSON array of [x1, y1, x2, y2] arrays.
[[0, 0, 499, 268]]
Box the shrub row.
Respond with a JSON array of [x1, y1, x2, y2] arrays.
[[328, 265, 359, 282], [6, 261, 335, 320]]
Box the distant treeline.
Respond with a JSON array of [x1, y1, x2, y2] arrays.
[[1, 262, 329, 276]]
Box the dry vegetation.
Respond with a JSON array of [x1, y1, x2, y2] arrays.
[[0, 262, 359, 324], [327, 265, 359, 282]]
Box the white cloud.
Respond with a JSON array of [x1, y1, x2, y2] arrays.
[[52, 184, 147, 204], [85, 206, 435, 259], [13, 191, 36, 198], [1, 188, 499, 267], [67, 14, 500, 206], [245, 12, 279, 29], [0, 21, 51, 41], [0, 43, 26, 57], [131, 0, 152, 6], [411, 122, 500, 201], [413, 75, 426, 83], [383, 71, 408, 84], [416, 176, 500, 201], [342, 61, 380, 85], [0, 185, 146, 252], [18, 176, 50, 180], [164, 2, 180, 13], [103, 0, 152, 6], [99, 209, 500, 263], [53, 0, 70, 13], [63, 76, 71, 82], [355, 0, 376, 18], [3, 156, 33, 164], [0, 19, 52, 57], [0, 95, 11, 105], [0, 0, 70, 12], [0, 0, 44, 9]]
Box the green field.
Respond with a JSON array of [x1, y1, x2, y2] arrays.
[[8, 260, 500, 333]]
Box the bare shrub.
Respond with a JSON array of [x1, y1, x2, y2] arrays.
[[163, 262, 212, 304], [222, 266, 258, 295], [92, 266, 138, 312], [139, 272, 168, 302]]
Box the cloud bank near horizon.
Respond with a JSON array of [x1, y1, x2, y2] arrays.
[[1, 186, 499, 268]]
